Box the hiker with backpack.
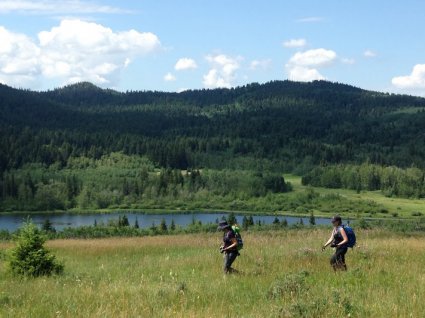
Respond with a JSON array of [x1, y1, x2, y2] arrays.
[[218, 221, 240, 274], [322, 215, 356, 271]]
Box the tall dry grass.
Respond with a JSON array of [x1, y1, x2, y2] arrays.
[[0, 229, 424, 317]]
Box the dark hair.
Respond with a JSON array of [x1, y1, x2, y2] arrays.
[[331, 215, 342, 225]]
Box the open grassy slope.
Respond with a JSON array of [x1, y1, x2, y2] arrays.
[[1, 229, 424, 317], [284, 175, 425, 219]]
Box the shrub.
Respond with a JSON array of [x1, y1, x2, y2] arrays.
[[7, 221, 63, 277]]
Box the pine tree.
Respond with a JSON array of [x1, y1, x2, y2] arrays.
[[242, 216, 249, 230], [309, 212, 316, 226], [227, 212, 237, 225], [160, 218, 168, 232], [42, 219, 56, 233]]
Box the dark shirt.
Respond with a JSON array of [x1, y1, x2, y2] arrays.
[[333, 226, 346, 246], [223, 230, 237, 252]]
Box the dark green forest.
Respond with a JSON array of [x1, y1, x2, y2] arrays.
[[1, 80, 425, 211]]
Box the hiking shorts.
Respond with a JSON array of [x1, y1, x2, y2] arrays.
[[330, 246, 348, 267], [223, 251, 238, 273]]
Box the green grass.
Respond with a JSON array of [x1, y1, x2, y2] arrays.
[[283, 174, 425, 219], [1, 228, 424, 317]]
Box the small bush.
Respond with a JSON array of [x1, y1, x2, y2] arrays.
[[7, 221, 63, 277], [267, 271, 309, 299]]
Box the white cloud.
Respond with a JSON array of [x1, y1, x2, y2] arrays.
[[249, 59, 271, 70], [364, 50, 377, 58], [175, 58, 197, 71], [283, 38, 307, 48], [0, 19, 161, 88], [285, 48, 337, 82], [296, 17, 324, 23], [288, 49, 337, 67], [288, 66, 324, 82], [203, 54, 241, 89], [164, 72, 176, 82], [0, 0, 131, 15], [0, 26, 40, 87], [392, 64, 425, 91]]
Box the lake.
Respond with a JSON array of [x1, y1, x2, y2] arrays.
[[0, 212, 333, 232]]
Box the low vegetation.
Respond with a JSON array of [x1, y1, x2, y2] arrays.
[[0, 228, 424, 317]]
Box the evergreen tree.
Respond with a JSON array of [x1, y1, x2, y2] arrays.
[[227, 212, 237, 225], [134, 218, 140, 229], [42, 219, 56, 233], [160, 218, 168, 232], [242, 216, 249, 230], [309, 212, 316, 226], [170, 219, 176, 231], [7, 220, 63, 276]]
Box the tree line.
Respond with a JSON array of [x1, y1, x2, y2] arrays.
[[302, 163, 425, 198], [0, 153, 291, 211]]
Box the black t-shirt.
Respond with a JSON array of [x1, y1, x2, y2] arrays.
[[223, 230, 237, 251], [333, 226, 346, 246]]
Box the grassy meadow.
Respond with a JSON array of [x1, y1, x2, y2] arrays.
[[1, 228, 424, 317]]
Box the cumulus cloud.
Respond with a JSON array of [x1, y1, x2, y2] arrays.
[[203, 54, 241, 89], [164, 72, 176, 82], [0, 26, 41, 87], [364, 50, 377, 58], [288, 49, 337, 67], [0, 0, 131, 15], [283, 38, 307, 48], [392, 64, 425, 91], [286, 48, 337, 82], [174, 58, 197, 71], [288, 66, 324, 82], [0, 19, 161, 88], [249, 59, 271, 70]]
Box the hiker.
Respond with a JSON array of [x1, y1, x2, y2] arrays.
[[322, 215, 349, 271], [218, 221, 239, 274]]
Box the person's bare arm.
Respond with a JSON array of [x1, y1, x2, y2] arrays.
[[224, 238, 238, 251], [322, 230, 335, 250]]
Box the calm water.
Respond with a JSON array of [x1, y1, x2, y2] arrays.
[[0, 212, 332, 232]]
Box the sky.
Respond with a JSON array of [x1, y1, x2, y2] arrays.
[[0, 0, 425, 96]]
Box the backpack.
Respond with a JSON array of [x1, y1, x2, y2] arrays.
[[342, 225, 356, 248], [231, 225, 244, 251]]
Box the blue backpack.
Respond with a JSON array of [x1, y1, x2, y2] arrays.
[[342, 225, 356, 248]]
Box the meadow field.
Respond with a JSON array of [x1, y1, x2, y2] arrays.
[[1, 228, 424, 317]]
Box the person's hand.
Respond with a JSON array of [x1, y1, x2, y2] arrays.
[[219, 246, 225, 253], [321, 245, 326, 251]]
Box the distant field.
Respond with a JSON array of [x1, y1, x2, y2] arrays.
[[284, 174, 425, 219], [1, 229, 424, 317]]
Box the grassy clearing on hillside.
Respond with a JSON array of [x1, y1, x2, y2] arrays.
[[284, 174, 425, 219], [1, 229, 424, 317]]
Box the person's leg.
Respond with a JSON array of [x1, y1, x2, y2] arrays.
[[330, 253, 338, 271], [335, 247, 347, 271], [224, 252, 238, 274]]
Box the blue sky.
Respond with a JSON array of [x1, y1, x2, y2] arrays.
[[0, 0, 424, 96]]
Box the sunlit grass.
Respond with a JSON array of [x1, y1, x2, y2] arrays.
[[0, 229, 424, 317], [284, 174, 425, 218]]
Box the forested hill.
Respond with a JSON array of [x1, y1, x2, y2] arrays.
[[1, 80, 425, 173]]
